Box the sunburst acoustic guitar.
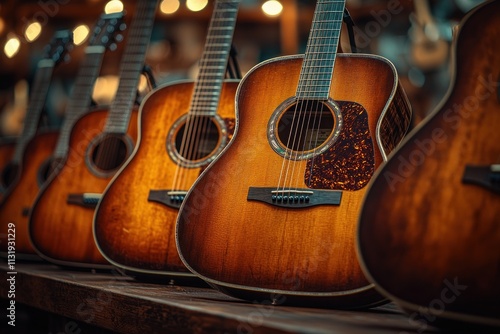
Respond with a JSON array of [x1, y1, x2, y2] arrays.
[[357, 0, 500, 328], [175, 0, 412, 308], [0, 30, 73, 258], [27, 3, 156, 268], [93, 0, 241, 280]]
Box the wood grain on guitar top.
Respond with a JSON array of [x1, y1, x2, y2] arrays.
[[29, 108, 138, 267], [0, 130, 58, 256], [358, 0, 500, 326], [94, 81, 237, 275], [177, 54, 411, 308]]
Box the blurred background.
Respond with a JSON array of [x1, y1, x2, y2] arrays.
[[0, 0, 487, 137]]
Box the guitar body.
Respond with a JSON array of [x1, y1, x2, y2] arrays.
[[0, 130, 58, 258], [357, 0, 500, 327], [94, 80, 237, 277], [0, 138, 16, 203], [177, 54, 411, 308], [29, 107, 138, 268]]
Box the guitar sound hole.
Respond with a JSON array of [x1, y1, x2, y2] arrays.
[[175, 116, 220, 161], [86, 134, 133, 177], [92, 135, 128, 171], [1, 162, 19, 189], [277, 100, 337, 153]]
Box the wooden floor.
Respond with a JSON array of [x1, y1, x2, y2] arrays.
[[0, 261, 478, 333]]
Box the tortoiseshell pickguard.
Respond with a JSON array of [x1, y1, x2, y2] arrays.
[[305, 101, 374, 191]]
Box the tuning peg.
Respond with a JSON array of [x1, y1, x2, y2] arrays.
[[115, 34, 124, 43], [109, 43, 117, 51], [119, 23, 127, 31], [63, 54, 71, 63]]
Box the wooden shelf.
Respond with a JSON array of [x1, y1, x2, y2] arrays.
[[0, 261, 442, 334]]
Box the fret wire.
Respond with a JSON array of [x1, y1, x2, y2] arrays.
[[105, 0, 158, 133], [297, 0, 345, 100], [189, 0, 240, 116], [12, 64, 55, 163], [54, 52, 106, 157]]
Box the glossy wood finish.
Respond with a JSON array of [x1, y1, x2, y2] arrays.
[[357, 0, 500, 327], [29, 108, 139, 267], [176, 53, 411, 308], [94, 81, 237, 277], [0, 130, 58, 257]]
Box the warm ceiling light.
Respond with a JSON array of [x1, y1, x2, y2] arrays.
[[160, 0, 180, 14], [262, 0, 283, 17], [73, 24, 90, 46], [186, 0, 208, 12], [25, 21, 42, 42], [4, 35, 21, 58], [0, 18, 5, 35], [104, 0, 124, 14]]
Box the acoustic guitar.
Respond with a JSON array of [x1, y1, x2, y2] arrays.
[[28, 2, 157, 268], [0, 30, 73, 258], [93, 0, 241, 279], [176, 0, 412, 308], [357, 0, 500, 327]]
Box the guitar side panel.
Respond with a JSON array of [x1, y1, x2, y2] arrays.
[[29, 108, 138, 267], [0, 130, 58, 256], [94, 81, 237, 276], [177, 55, 403, 306]]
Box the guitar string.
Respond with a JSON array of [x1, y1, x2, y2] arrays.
[[276, 0, 323, 193], [171, 0, 239, 193], [97, 2, 153, 171], [172, 1, 224, 192], [57, 19, 111, 160], [278, 0, 343, 194], [294, 1, 343, 192], [304, 1, 344, 189], [198, 8, 236, 164], [289, 2, 327, 192], [194, 1, 238, 175], [53, 16, 112, 162], [279, 0, 324, 193]]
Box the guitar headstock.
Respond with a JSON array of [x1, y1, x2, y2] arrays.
[[42, 30, 73, 65], [88, 12, 127, 51]]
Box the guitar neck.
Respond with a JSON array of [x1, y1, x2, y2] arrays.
[[104, 0, 158, 134], [189, 0, 240, 116], [297, 0, 345, 100], [54, 50, 106, 158], [12, 60, 55, 163]]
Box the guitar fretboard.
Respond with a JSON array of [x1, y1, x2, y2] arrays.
[[105, 0, 158, 134], [297, 0, 345, 100], [53, 49, 107, 158], [12, 61, 54, 163], [189, 0, 240, 116]]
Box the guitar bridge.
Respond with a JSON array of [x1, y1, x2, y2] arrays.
[[247, 187, 342, 208], [67, 193, 102, 208], [148, 190, 187, 209], [462, 164, 500, 194]]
